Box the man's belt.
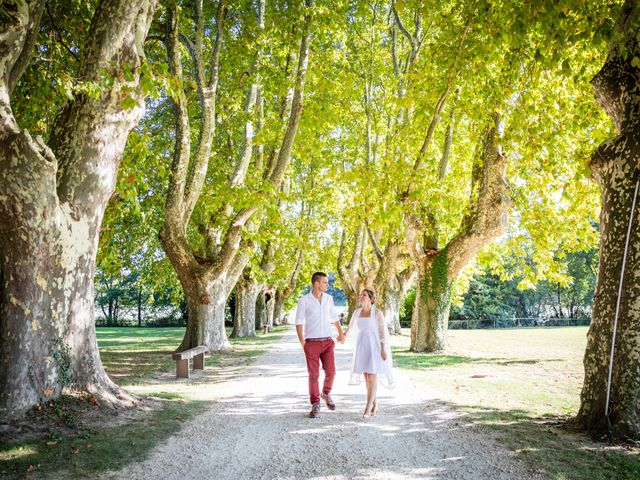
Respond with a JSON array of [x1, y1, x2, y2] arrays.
[[305, 337, 332, 342]]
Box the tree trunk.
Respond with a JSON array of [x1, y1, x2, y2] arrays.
[[273, 288, 286, 324], [179, 277, 232, 352], [159, 0, 312, 353], [0, 0, 156, 419], [137, 287, 142, 327], [407, 113, 511, 352], [108, 297, 114, 325], [577, 2, 640, 439], [382, 282, 403, 334], [265, 290, 275, 328], [345, 292, 358, 322], [255, 290, 266, 331], [232, 275, 260, 338], [0, 216, 127, 416], [411, 252, 454, 352]]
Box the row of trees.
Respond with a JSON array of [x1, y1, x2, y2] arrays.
[[1, 0, 639, 440]]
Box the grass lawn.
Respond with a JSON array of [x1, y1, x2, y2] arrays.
[[391, 327, 640, 480], [98, 326, 286, 387], [0, 325, 288, 479]]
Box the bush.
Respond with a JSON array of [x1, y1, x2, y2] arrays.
[[400, 287, 415, 328]]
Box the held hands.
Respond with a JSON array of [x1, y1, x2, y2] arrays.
[[337, 333, 346, 344]]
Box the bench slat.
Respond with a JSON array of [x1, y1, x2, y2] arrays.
[[172, 345, 208, 360]]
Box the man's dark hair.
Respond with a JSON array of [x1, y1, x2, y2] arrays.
[[311, 271, 328, 284]]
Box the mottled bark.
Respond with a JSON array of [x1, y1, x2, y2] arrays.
[[382, 281, 402, 334], [273, 288, 286, 325], [265, 289, 274, 327], [255, 290, 266, 330], [577, 0, 640, 440], [232, 272, 261, 338], [180, 277, 231, 352], [0, 0, 156, 419], [369, 233, 405, 335]]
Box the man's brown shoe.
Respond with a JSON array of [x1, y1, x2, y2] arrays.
[[309, 403, 321, 418], [321, 393, 336, 411]]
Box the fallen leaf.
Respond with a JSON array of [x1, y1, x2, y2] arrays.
[[85, 444, 92, 449], [43, 387, 53, 397], [46, 441, 57, 446], [71, 448, 80, 454]]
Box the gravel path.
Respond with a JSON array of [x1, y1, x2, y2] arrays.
[[104, 327, 542, 480]]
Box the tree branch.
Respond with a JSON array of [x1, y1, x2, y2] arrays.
[[210, 206, 259, 280], [392, 3, 412, 44], [230, 0, 264, 186], [267, 0, 313, 188], [50, 0, 157, 211], [42, 2, 80, 70], [439, 88, 459, 180], [407, 21, 470, 192], [183, 0, 226, 222], [367, 224, 384, 262], [163, 6, 191, 221], [7, 0, 44, 95], [446, 112, 512, 281], [337, 231, 356, 298]]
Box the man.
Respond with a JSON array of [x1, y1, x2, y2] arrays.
[[295, 272, 345, 418]]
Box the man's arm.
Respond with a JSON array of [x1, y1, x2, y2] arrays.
[[334, 321, 345, 343], [329, 297, 345, 343], [296, 324, 305, 347]]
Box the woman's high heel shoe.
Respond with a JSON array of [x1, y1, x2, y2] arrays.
[[371, 401, 378, 417]]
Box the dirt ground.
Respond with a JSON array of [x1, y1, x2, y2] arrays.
[[101, 327, 544, 480]]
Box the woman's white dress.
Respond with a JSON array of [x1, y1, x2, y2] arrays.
[[353, 310, 386, 374], [348, 306, 395, 388]]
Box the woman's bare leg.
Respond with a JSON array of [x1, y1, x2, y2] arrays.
[[363, 373, 373, 417], [370, 374, 378, 416]]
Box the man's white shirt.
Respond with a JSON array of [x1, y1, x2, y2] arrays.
[[295, 292, 339, 339]]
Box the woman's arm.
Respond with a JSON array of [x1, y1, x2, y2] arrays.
[[377, 310, 387, 360]]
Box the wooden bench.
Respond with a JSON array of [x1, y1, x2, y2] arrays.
[[172, 346, 208, 379]]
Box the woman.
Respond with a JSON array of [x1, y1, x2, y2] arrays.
[[344, 289, 394, 417]]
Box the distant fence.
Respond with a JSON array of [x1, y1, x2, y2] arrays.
[[447, 317, 590, 330]]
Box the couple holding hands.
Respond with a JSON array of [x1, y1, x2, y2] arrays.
[[295, 272, 395, 419]]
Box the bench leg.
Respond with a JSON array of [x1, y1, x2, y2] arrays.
[[176, 358, 190, 378], [193, 352, 205, 370]]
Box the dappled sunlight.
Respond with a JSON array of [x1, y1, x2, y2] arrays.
[[106, 327, 537, 480], [0, 445, 38, 461]]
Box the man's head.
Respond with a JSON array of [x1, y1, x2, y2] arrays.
[[311, 272, 329, 292]]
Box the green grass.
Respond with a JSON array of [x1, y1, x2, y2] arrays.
[[0, 395, 207, 479], [0, 325, 288, 479], [392, 327, 640, 479], [97, 326, 287, 385], [97, 327, 185, 385]]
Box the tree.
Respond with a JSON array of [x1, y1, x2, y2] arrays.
[[0, 0, 157, 418], [577, 0, 640, 440], [158, 0, 313, 352], [386, 0, 613, 352]]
